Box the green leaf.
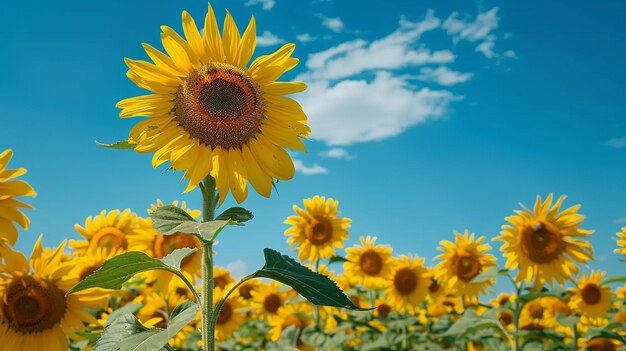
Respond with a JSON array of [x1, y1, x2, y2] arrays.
[[328, 256, 350, 265], [252, 248, 369, 310], [470, 267, 507, 283], [443, 310, 509, 340], [587, 327, 626, 344], [215, 207, 254, 223], [95, 140, 136, 149], [603, 275, 626, 285], [94, 302, 197, 351], [150, 205, 197, 234], [105, 303, 143, 327], [167, 220, 236, 241], [67, 249, 195, 294]]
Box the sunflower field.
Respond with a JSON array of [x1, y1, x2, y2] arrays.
[[1, 3, 625, 351]]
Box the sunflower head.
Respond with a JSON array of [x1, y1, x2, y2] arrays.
[[344, 236, 394, 290], [570, 271, 613, 321], [118, 4, 310, 203], [495, 194, 594, 290], [433, 230, 496, 298], [0, 149, 36, 245], [385, 255, 430, 313], [284, 196, 351, 263]]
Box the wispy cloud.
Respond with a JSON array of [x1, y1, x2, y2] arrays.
[[606, 137, 626, 149], [296, 33, 316, 43], [244, 0, 275, 10], [319, 147, 356, 160], [615, 217, 626, 224], [226, 260, 247, 279], [317, 14, 345, 33], [293, 159, 328, 175], [415, 66, 473, 86], [256, 30, 285, 47], [443, 7, 514, 59]]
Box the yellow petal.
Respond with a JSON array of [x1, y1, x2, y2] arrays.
[[203, 4, 225, 62], [241, 144, 272, 197], [182, 11, 206, 63], [235, 17, 256, 69], [222, 11, 241, 65], [227, 148, 248, 203]]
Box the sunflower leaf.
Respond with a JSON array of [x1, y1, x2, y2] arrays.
[[95, 140, 136, 149], [470, 267, 508, 283], [67, 249, 195, 294], [253, 248, 370, 311], [443, 310, 509, 340], [328, 255, 350, 265], [215, 206, 254, 223], [150, 205, 197, 234], [93, 302, 198, 351]]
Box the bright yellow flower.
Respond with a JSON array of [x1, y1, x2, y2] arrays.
[[584, 338, 621, 351], [267, 303, 313, 349], [251, 281, 289, 317], [137, 287, 197, 347], [118, 4, 310, 203], [70, 209, 151, 255], [518, 298, 556, 331], [284, 196, 351, 263], [424, 267, 444, 301], [0, 237, 107, 351], [344, 235, 394, 290], [213, 266, 235, 290], [434, 230, 496, 298], [570, 271, 612, 321], [385, 255, 429, 313], [214, 284, 245, 342], [495, 194, 594, 290], [0, 149, 36, 245], [615, 227, 626, 256]]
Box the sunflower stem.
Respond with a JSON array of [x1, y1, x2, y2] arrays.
[[513, 281, 524, 351], [200, 176, 218, 351], [572, 323, 578, 350]]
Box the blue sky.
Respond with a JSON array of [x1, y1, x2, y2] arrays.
[[1, 0, 625, 290]]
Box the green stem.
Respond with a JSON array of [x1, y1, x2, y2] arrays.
[[200, 176, 218, 351], [572, 323, 578, 350], [513, 282, 524, 351]]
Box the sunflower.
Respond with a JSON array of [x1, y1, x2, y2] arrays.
[[434, 230, 496, 298], [70, 247, 124, 295], [284, 196, 351, 263], [0, 149, 36, 245], [495, 194, 594, 289], [424, 267, 444, 301], [585, 338, 621, 351], [0, 237, 107, 350], [117, 4, 310, 203], [267, 303, 313, 350], [213, 284, 245, 342], [250, 281, 288, 318], [518, 298, 557, 331], [615, 227, 626, 256], [213, 266, 235, 290], [385, 255, 429, 313], [344, 235, 394, 290], [570, 271, 612, 321], [70, 209, 151, 255], [373, 297, 393, 318]]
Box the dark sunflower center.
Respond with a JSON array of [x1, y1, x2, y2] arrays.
[[428, 278, 441, 293], [528, 302, 544, 319], [456, 254, 481, 282], [154, 234, 200, 267], [263, 293, 282, 314], [377, 304, 391, 317], [306, 217, 333, 245], [393, 267, 418, 295], [216, 301, 233, 325], [359, 250, 383, 276], [589, 338, 616, 351], [498, 296, 510, 306], [214, 276, 230, 290], [175, 62, 264, 149], [3, 276, 67, 334], [521, 221, 563, 264], [582, 284, 602, 305], [238, 284, 254, 300], [498, 310, 514, 326], [93, 228, 127, 251]]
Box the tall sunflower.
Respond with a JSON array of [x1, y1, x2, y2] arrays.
[[434, 230, 496, 298], [0, 149, 36, 245], [495, 194, 594, 289], [284, 196, 351, 263], [117, 4, 310, 203], [0, 237, 107, 350], [344, 236, 394, 290], [385, 255, 429, 313], [570, 271, 612, 321]]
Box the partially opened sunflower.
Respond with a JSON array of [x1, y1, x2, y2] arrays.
[[117, 4, 310, 203]]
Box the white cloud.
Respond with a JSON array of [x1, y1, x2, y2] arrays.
[[296, 33, 316, 43], [256, 30, 285, 47], [244, 0, 275, 10], [443, 8, 499, 43], [299, 72, 457, 146], [293, 159, 328, 175], [615, 217, 626, 224], [226, 260, 247, 279], [606, 137, 626, 149], [317, 14, 345, 33], [319, 148, 356, 160], [301, 11, 453, 81], [416, 66, 473, 86]]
